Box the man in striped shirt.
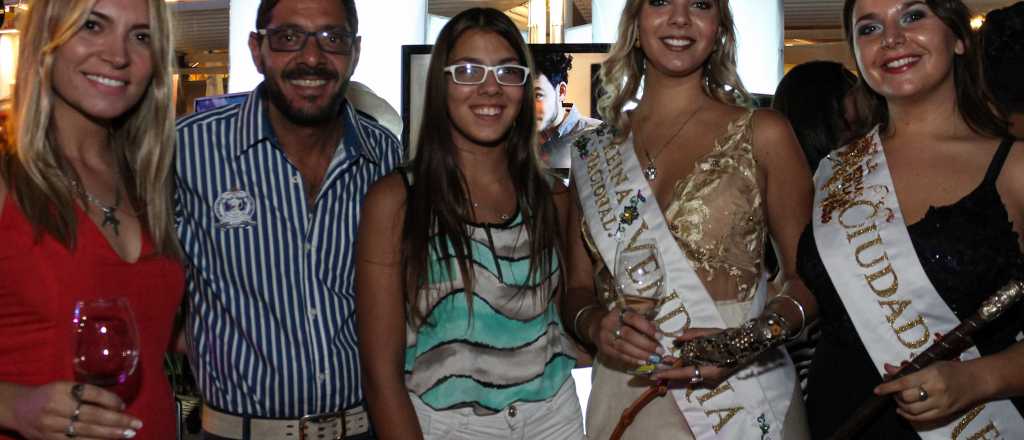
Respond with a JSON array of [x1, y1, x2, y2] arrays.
[[174, 0, 401, 438]]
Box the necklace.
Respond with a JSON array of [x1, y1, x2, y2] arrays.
[[640, 102, 705, 181], [471, 201, 512, 222], [66, 177, 123, 235]]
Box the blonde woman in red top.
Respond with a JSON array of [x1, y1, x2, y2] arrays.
[[0, 0, 181, 438]]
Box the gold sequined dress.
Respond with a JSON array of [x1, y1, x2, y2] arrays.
[[581, 110, 809, 440]]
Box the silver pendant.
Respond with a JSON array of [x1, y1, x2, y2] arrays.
[[101, 207, 121, 236], [643, 164, 657, 181]]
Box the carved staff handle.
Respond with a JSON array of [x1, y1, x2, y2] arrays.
[[830, 280, 1024, 440]]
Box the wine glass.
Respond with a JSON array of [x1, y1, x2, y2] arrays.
[[613, 239, 668, 374], [72, 298, 140, 388]]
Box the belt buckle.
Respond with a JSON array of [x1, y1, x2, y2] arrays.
[[298, 411, 345, 440]]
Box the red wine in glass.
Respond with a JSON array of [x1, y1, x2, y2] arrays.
[[72, 298, 140, 387]]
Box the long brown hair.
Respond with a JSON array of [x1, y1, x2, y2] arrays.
[[842, 0, 1008, 138], [402, 8, 561, 326], [598, 0, 750, 139], [0, 0, 178, 255]]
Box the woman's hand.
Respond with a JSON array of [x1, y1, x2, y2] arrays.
[[875, 360, 984, 424], [652, 328, 738, 388], [588, 307, 663, 370], [10, 382, 142, 439]]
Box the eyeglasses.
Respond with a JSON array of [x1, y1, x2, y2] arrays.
[[257, 27, 357, 55], [443, 63, 530, 86]]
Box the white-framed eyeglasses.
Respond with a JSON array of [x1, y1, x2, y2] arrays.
[[443, 63, 530, 86]]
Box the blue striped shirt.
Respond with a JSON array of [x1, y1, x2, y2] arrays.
[[175, 85, 402, 417]]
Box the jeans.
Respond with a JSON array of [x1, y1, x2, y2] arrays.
[[410, 379, 585, 440]]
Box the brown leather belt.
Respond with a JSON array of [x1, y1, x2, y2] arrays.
[[202, 404, 370, 440]]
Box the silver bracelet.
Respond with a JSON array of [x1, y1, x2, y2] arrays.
[[572, 304, 601, 343], [767, 293, 806, 338]]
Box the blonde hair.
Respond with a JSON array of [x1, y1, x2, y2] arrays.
[[597, 0, 751, 138], [0, 0, 179, 256]]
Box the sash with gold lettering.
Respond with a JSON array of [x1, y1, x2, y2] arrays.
[[571, 126, 796, 439], [813, 127, 1024, 439]]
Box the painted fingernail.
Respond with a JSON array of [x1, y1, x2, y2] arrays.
[[648, 354, 663, 364], [123, 428, 137, 438], [656, 346, 666, 355], [130, 420, 143, 430]]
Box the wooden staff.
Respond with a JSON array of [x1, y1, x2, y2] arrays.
[[829, 280, 1024, 440], [609, 366, 676, 440]]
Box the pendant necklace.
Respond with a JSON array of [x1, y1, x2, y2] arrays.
[[641, 101, 705, 181], [471, 201, 511, 222], [66, 177, 123, 235]]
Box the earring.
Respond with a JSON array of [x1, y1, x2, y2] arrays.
[[712, 33, 726, 53]]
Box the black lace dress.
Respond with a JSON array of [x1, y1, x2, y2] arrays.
[[797, 139, 1024, 439]]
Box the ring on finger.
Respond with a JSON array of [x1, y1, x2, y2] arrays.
[[70, 401, 82, 423], [70, 383, 86, 403], [689, 365, 703, 385], [64, 421, 77, 438], [613, 326, 623, 340], [918, 386, 929, 402]]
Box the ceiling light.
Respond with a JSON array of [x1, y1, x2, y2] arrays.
[[971, 15, 985, 30]]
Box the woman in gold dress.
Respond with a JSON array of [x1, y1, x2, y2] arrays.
[[562, 0, 816, 438]]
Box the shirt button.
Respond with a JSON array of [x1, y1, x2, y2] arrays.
[[308, 308, 318, 319], [291, 175, 301, 184], [317, 373, 326, 382], [304, 243, 312, 252], [507, 405, 517, 418]]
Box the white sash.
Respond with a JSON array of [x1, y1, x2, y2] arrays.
[[571, 126, 796, 439], [812, 127, 1024, 439]]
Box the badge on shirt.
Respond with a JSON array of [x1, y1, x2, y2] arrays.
[[214, 188, 256, 229]]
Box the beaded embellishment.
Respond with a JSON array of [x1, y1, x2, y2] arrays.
[[819, 135, 877, 223]]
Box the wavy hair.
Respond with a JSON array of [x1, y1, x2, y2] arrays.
[[0, 0, 178, 256], [597, 0, 750, 139], [402, 8, 561, 326], [842, 0, 1007, 138]]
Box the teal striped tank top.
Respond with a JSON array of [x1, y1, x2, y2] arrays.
[[403, 209, 576, 413]]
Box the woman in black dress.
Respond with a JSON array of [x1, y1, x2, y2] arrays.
[[798, 0, 1024, 438]]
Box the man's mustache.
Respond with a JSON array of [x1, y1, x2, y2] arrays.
[[283, 65, 339, 80]]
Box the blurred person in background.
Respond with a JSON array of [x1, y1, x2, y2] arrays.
[[983, 1, 1024, 139], [772, 60, 863, 171], [533, 52, 600, 174]]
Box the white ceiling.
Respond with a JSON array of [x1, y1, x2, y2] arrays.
[[170, 0, 1020, 59]]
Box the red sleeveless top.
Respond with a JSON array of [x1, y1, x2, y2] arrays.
[[0, 194, 184, 439]]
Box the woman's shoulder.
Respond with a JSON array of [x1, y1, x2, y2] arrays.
[[727, 107, 798, 152], [748, 107, 793, 136], [364, 172, 410, 219], [997, 138, 1024, 206]]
